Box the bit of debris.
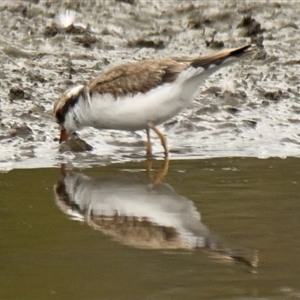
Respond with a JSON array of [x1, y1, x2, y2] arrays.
[[9, 86, 25, 100], [9, 124, 33, 139], [205, 39, 224, 49], [225, 107, 240, 114], [205, 31, 224, 49], [176, 3, 195, 14], [44, 23, 88, 37], [44, 23, 59, 37], [72, 33, 99, 48], [127, 39, 165, 49], [243, 120, 257, 128], [115, 0, 136, 4], [238, 15, 263, 36], [59, 136, 93, 152], [283, 59, 300, 66], [187, 17, 211, 29], [264, 90, 282, 101], [237, 7, 253, 15]]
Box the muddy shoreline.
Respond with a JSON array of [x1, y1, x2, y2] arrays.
[[1, 1, 299, 170]]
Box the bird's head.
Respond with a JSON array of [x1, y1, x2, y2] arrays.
[[53, 85, 85, 143]]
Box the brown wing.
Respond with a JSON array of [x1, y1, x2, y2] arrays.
[[88, 44, 254, 98], [88, 59, 189, 98]]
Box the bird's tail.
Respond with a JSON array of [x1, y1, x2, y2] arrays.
[[173, 45, 256, 99], [179, 44, 255, 94], [190, 44, 256, 69], [174, 44, 256, 70]]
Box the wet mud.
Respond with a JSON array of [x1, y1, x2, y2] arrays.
[[0, 1, 299, 168]]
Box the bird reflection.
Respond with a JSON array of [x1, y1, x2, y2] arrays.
[[54, 160, 257, 267]]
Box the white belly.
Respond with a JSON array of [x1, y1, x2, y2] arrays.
[[83, 82, 197, 131]]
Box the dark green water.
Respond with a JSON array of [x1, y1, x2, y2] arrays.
[[1, 157, 300, 299]]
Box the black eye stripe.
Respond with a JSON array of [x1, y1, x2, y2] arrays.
[[56, 90, 82, 124], [55, 110, 65, 124]]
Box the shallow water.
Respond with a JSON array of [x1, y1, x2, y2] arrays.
[[1, 157, 300, 299]]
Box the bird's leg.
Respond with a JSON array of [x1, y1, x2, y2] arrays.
[[146, 128, 152, 159], [148, 122, 169, 158]]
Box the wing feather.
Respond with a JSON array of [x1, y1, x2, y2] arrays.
[[87, 44, 254, 98]]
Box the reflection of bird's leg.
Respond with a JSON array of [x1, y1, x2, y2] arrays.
[[146, 158, 153, 181], [151, 158, 169, 186], [145, 158, 169, 186], [146, 128, 152, 159], [148, 122, 168, 158], [60, 164, 68, 177], [85, 203, 93, 226]]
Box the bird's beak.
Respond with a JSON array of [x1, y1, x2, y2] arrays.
[[59, 129, 68, 143]]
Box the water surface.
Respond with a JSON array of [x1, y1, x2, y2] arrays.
[[1, 157, 300, 299]]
